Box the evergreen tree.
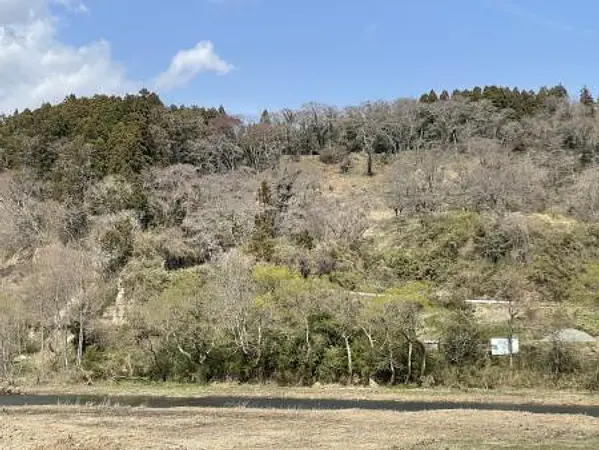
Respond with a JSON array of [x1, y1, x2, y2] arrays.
[[439, 90, 450, 101], [427, 90, 439, 103], [580, 86, 594, 105], [537, 86, 549, 97], [419, 90, 438, 103], [549, 84, 568, 99], [580, 86, 595, 116], [260, 109, 272, 125], [249, 180, 277, 260]]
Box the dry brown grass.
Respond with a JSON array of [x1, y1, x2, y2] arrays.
[[26, 382, 599, 407], [1, 405, 598, 450]]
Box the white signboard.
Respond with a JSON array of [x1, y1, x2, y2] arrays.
[[491, 337, 519, 356]]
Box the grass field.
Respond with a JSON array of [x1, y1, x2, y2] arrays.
[[24, 381, 599, 406], [1, 405, 598, 449]]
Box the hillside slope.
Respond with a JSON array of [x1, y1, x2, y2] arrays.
[[2, 89, 599, 388]]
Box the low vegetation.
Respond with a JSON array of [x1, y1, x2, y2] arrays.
[[2, 85, 599, 389]]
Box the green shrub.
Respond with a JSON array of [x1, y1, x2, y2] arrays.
[[441, 309, 484, 367], [100, 216, 136, 275], [568, 261, 599, 306], [528, 230, 582, 302], [316, 346, 346, 383]]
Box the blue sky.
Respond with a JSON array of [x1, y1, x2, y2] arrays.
[[1, 0, 598, 114]]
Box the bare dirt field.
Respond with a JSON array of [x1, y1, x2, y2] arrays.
[[1, 405, 598, 450]]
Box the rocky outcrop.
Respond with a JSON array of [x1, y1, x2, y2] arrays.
[[101, 277, 128, 325]]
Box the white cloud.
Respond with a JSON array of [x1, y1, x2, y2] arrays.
[[0, 0, 46, 25], [153, 41, 234, 91], [0, 0, 233, 112], [52, 0, 89, 14]]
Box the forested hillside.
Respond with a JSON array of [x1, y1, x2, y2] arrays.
[[2, 85, 599, 388]]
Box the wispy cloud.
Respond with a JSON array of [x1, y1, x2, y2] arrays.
[[153, 41, 235, 91], [485, 0, 596, 36], [52, 0, 89, 14]]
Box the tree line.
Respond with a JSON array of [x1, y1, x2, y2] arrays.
[[0, 83, 582, 194]]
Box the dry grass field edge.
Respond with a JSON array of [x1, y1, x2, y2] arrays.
[[1, 405, 599, 450], [22, 381, 599, 406]]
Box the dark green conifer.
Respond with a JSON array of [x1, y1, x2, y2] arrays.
[[580, 86, 595, 116]]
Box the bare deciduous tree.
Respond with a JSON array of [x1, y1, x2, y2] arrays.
[[211, 251, 260, 359], [0, 293, 26, 381], [328, 292, 362, 382], [562, 167, 599, 222], [26, 244, 101, 370], [385, 149, 449, 216], [0, 173, 63, 259], [304, 195, 371, 247], [454, 145, 547, 214]]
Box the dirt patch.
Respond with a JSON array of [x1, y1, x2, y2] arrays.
[[531, 213, 578, 232], [1, 406, 598, 449]]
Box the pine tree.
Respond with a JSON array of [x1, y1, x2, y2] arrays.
[[419, 90, 438, 103], [580, 86, 594, 104], [439, 90, 450, 101], [580, 86, 595, 116], [260, 109, 271, 125], [550, 84, 568, 99], [249, 180, 277, 260]]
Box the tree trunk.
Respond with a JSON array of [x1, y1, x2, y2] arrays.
[[366, 151, 373, 177], [257, 321, 262, 363], [343, 333, 353, 382], [40, 325, 45, 381], [257, 320, 263, 382], [405, 340, 413, 384], [1, 342, 7, 380], [361, 327, 375, 386], [362, 327, 374, 349], [304, 317, 311, 359], [507, 304, 516, 370], [389, 347, 395, 385], [509, 344, 514, 370], [420, 343, 427, 379], [77, 308, 84, 367], [63, 326, 69, 370]]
